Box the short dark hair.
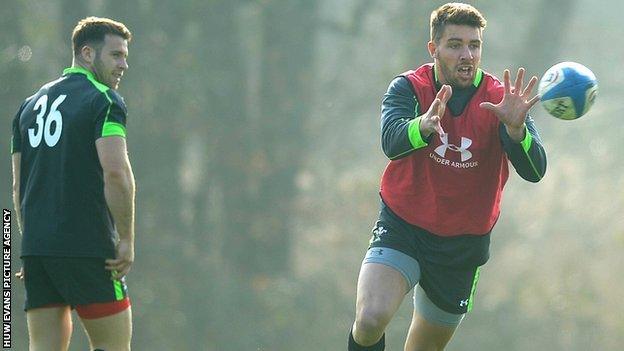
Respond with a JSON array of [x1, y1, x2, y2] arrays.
[[72, 17, 132, 57], [430, 3, 486, 43]]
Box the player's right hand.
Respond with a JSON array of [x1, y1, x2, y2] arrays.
[[105, 238, 135, 280], [419, 84, 452, 138]]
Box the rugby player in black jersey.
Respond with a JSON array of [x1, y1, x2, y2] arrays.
[[12, 17, 135, 351]]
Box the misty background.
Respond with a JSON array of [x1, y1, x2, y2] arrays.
[[1, 0, 623, 350]]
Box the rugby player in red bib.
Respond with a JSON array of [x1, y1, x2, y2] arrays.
[[348, 3, 546, 350]]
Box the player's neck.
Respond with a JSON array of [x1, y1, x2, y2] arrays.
[[71, 59, 95, 76]]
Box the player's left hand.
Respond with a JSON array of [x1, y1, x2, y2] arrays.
[[105, 238, 134, 280], [480, 67, 540, 141]]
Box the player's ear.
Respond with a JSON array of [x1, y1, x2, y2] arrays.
[[80, 45, 95, 64], [428, 41, 437, 59]]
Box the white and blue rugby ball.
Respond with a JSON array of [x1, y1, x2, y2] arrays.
[[538, 62, 598, 120]]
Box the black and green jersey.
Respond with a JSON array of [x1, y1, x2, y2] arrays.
[[11, 67, 128, 258]]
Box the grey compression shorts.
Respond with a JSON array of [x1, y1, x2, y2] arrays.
[[363, 247, 465, 327]]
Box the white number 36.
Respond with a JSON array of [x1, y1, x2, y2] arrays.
[[28, 94, 67, 148]]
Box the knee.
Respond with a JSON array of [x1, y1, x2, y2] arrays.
[[354, 307, 392, 340]]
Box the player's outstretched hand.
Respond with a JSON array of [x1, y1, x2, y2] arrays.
[[480, 67, 540, 141], [105, 238, 134, 280], [420, 84, 452, 138]]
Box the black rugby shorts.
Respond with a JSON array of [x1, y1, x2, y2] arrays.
[[22, 256, 129, 311]]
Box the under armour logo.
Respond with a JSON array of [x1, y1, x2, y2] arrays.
[[435, 134, 473, 162], [373, 249, 384, 256], [459, 299, 469, 307]]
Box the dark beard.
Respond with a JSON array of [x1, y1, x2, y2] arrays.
[[92, 50, 107, 86]]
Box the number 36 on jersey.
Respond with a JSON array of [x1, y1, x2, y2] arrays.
[[28, 94, 66, 148]]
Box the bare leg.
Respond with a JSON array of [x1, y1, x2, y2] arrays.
[[352, 263, 409, 346], [80, 307, 132, 351], [27, 306, 72, 351], [404, 310, 457, 351]]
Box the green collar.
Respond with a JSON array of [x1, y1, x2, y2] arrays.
[[433, 64, 483, 88], [63, 66, 110, 92], [63, 66, 96, 79]]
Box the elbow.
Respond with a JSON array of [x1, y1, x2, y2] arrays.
[[381, 142, 401, 160], [103, 167, 134, 188], [381, 143, 394, 159], [381, 134, 393, 159], [12, 186, 19, 208], [12, 180, 20, 201], [534, 160, 547, 182], [519, 173, 541, 183], [525, 167, 547, 183], [535, 169, 547, 183], [381, 132, 404, 160], [104, 168, 127, 180]]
